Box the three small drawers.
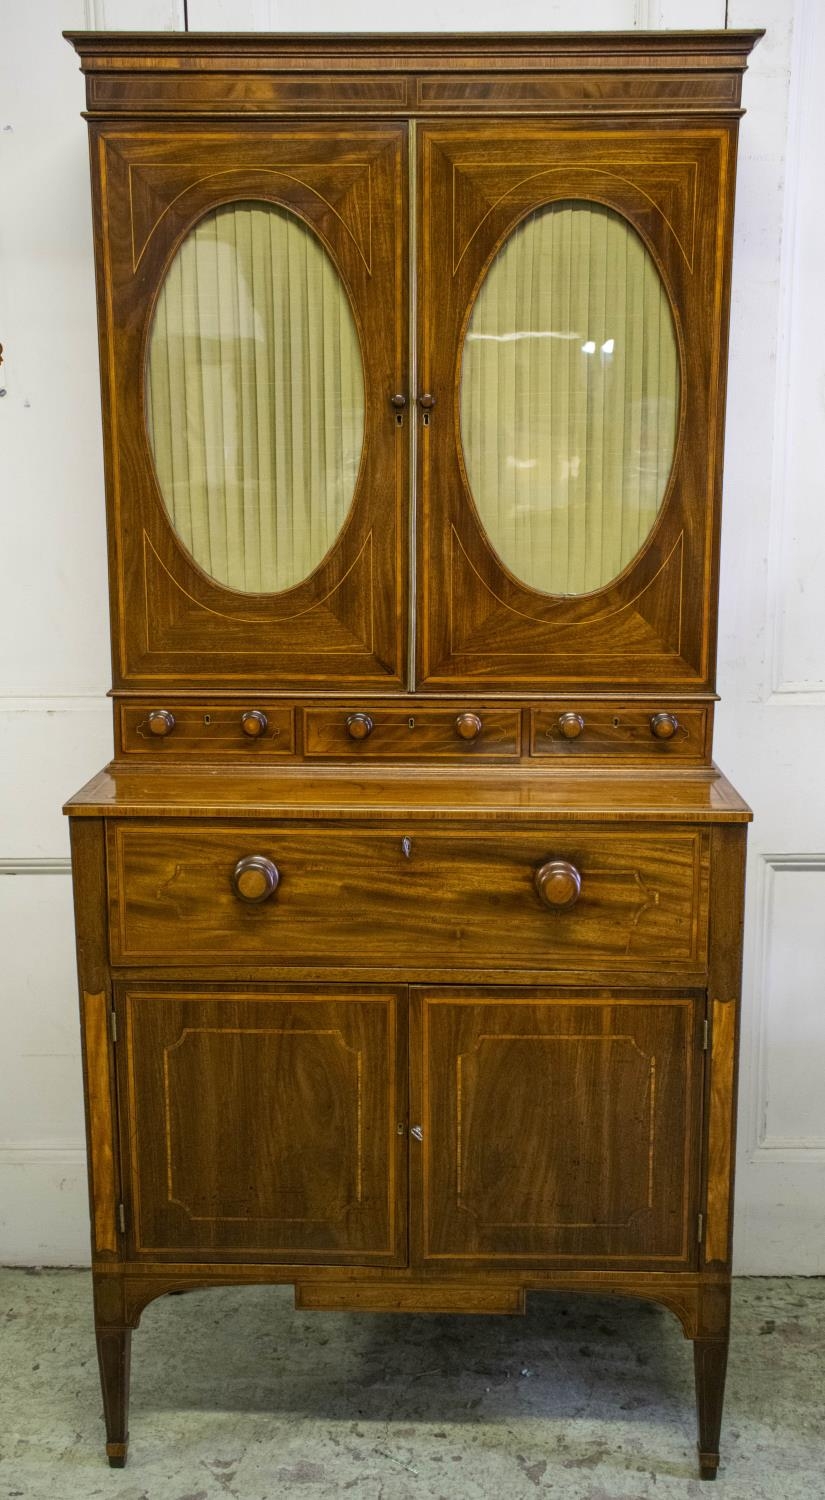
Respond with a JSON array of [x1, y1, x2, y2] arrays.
[[116, 701, 711, 761]]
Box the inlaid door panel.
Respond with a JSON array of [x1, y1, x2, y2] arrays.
[[116, 985, 407, 1263], [90, 122, 407, 689], [413, 989, 702, 1268], [418, 123, 736, 691]]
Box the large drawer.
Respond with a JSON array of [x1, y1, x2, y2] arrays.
[[107, 822, 710, 972]]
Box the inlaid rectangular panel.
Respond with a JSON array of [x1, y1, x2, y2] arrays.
[[116, 985, 406, 1262], [413, 989, 702, 1267], [107, 821, 710, 974]]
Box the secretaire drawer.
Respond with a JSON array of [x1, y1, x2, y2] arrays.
[[107, 822, 710, 972]]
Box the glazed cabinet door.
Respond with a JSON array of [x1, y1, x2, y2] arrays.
[[115, 985, 407, 1264], [417, 122, 735, 691], [91, 122, 407, 689], [412, 988, 703, 1269]]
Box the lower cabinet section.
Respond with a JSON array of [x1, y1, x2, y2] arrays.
[[116, 985, 407, 1264], [116, 983, 703, 1273]]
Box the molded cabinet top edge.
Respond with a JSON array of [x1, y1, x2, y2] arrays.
[[64, 29, 763, 74], [64, 30, 763, 120]]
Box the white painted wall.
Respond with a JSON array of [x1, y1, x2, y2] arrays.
[[0, 0, 820, 1269]]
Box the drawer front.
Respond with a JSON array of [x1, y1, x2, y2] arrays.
[[117, 702, 295, 758], [303, 707, 520, 759], [108, 822, 709, 971], [530, 703, 710, 760]]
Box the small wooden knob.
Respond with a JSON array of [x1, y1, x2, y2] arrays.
[[535, 859, 582, 911], [418, 392, 436, 410], [232, 855, 280, 904], [650, 712, 679, 741], [455, 712, 483, 742], [147, 709, 175, 738], [346, 712, 374, 741], [241, 709, 268, 739], [558, 712, 585, 740]]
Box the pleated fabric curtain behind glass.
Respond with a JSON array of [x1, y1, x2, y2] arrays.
[[460, 201, 680, 597], [146, 201, 365, 595]]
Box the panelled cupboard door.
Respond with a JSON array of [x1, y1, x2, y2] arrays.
[[91, 123, 407, 689], [412, 989, 703, 1269], [116, 986, 407, 1264], [417, 123, 735, 692]]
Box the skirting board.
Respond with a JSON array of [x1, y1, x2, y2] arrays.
[[0, 1145, 90, 1266]]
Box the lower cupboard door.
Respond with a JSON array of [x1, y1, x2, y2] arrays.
[[412, 989, 703, 1269], [116, 985, 407, 1264]]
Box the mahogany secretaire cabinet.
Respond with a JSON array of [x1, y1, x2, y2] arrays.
[[64, 29, 759, 1476]]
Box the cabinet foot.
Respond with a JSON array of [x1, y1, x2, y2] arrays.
[[96, 1326, 131, 1468], [694, 1336, 728, 1481]]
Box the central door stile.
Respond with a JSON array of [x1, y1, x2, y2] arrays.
[[408, 985, 427, 1270], [407, 119, 418, 692]]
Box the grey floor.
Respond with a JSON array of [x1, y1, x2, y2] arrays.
[[1, 1272, 823, 1500]]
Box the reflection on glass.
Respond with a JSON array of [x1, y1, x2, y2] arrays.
[[146, 201, 364, 594], [460, 201, 679, 596]]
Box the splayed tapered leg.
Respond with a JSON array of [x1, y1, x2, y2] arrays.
[[694, 1335, 728, 1480], [96, 1324, 131, 1467]]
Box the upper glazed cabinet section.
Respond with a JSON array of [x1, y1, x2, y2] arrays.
[[68, 32, 760, 694]]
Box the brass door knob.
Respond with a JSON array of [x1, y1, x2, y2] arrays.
[[455, 712, 483, 742], [231, 855, 280, 904], [241, 709, 268, 738], [346, 712, 374, 741], [558, 712, 585, 740], [535, 859, 582, 911], [147, 709, 175, 737], [650, 712, 679, 741]]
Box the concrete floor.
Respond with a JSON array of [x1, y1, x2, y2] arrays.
[[0, 1273, 823, 1500]]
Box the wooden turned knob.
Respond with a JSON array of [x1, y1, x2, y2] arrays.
[[147, 709, 175, 737], [455, 712, 483, 742], [650, 712, 679, 741], [535, 859, 582, 911], [231, 855, 280, 904], [241, 709, 268, 738], [346, 712, 374, 741], [558, 712, 585, 740]]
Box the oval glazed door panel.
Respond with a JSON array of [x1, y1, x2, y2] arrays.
[[95, 123, 406, 688], [460, 201, 680, 598], [146, 201, 365, 597], [419, 122, 733, 692]]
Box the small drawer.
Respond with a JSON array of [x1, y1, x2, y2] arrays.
[[530, 703, 710, 760], [107, 821, 709, 973], [303, 707, 521, 759], [117, 703, 295, 758]]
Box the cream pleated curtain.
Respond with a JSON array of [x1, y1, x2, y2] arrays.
[[146, 201, 365, 594], [460, 201, 679, 597]]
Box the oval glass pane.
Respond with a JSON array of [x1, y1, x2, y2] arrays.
[[460, 201, 680, 596], [146, 201, 365, 594]]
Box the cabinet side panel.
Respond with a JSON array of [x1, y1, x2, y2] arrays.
[[69, 819, 119, 1257], [703, 825, 747, 1268]]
